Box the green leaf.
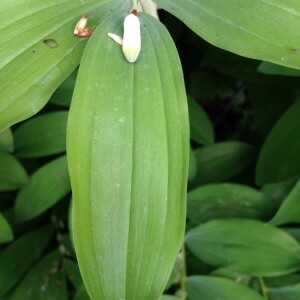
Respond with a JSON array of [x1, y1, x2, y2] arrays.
[[258, 61, 300, 77], [268, 284, 300, 300], [14, 111, 68, 157], [186, 219, 300, 276], [191, 142, 256, 186], [0, 150, 28, 191], [261, 177, 298, 208], [0, 226, 53, 297], [64, 259, 82, 289], [188, 95, 214, 145], [67, 12, 189, 300], [187, 276, 264, 300], [0, 0, 125, 132], [12, 251, 67, 300], [188, 147, 197, 181], [0, 212, 13, 243], [49, 69, 78, 107], [0, 128, 14, 152], [187, 183, 274, 223], [256, 100, 300, 184], [270, 180, 300, 225], [14, 155, 70, 222], [160, 296, 177, 300], [154, 0, 300, 70], [74, 284, 90, 300]]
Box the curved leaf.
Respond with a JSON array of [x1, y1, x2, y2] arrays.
[[14, 156, 70, 222], [154, 0, 300, 70], [187, 276, 264, 300], [0, 226, 53, 297], [0, 128, 14, 152], [191, 141, 256, 186], [0, 212, 13, 243], [256, 100, 300, 184], [49, 69, 78, 107], [0, 0, 125, 132], [0, 150, 28, 191], [188, 95, 214, 145], [268, 284, 300, 300], [270, 180, 300, 225], [74, 284, 89, 300], [64, 259, 82, 289], [258, 61, 300, 77], [187, 183, 274, 223], [67, 12, 189, 300], [14, 111, 68, 157], [186, 219, 300, 276], [12, 251, 67, 300]]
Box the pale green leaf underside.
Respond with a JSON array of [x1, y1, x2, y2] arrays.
[[154, 0, 300, 70], [0, 0, 125, 132]]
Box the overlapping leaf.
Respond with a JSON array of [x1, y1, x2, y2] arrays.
[[186, 219, 300, 276], [154, 0, 300, 70], [0, 0, 126, 132], [14, 156, 70, 222]]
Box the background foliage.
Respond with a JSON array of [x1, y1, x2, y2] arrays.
[[1, 0, 300, 299]]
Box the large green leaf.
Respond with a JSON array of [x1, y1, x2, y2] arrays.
[[0, 212, 13, 243], [256, 100, 300, 184], [186, 219, 300, 276], [67, 12, 189, 300], [191, 142, 256, 186], [12, 251, 67, 300], [154, 0, 300, 70], [0, 150, 28, 191], [0, 0, 125, 132], [270, 180, 300, 225], [187, 183, 274, 223], [14, 111, 68, 157], [0, 226, 53, 297], [14, 156, 70, 222], [187, 276, 264, 300]]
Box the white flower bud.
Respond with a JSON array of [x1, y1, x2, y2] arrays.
[[122, 12, 141, 63]]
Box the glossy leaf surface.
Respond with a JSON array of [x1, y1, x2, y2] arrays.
[[186, 219, 300, 276], [187, 183, 273, 223]]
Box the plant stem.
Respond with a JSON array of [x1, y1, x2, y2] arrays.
[[258, 277, 269, 300]]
